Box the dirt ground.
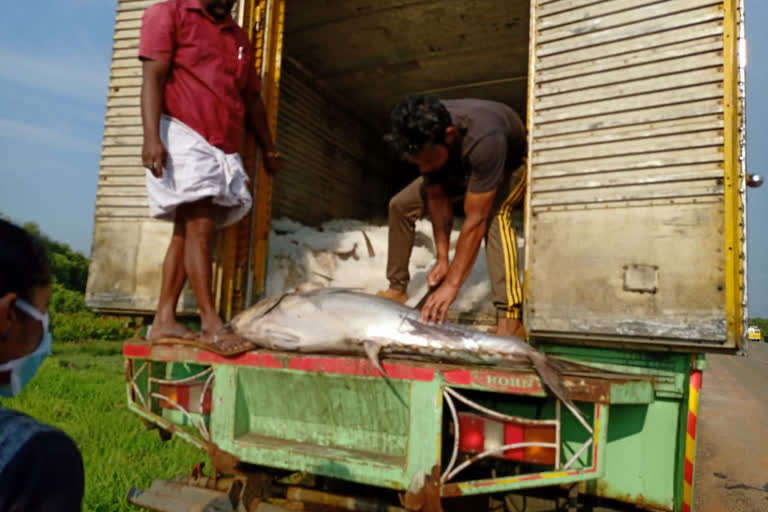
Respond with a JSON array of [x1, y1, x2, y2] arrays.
[[694, 341, 768, 512]]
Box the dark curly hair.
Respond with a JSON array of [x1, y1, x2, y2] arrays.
[[0, 219, 51, 301], [384, 95, 452, 158]]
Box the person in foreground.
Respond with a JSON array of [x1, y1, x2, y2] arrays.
[[379, 96, 527, 337], [0, 219, 84, 511], [139, 0, 280, 354]]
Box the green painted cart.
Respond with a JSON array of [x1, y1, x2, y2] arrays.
[[123, 340, 704, 512]]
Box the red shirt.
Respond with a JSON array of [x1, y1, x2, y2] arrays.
[[138, 0, 261, 154]]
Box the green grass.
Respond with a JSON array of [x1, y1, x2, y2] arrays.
[[2, 341, 203, 512]]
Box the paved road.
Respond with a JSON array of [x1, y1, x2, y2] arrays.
[[694, 341, 768, 512]]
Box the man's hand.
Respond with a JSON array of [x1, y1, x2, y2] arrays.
[[420, 281, 460, 324], [427, 259, 449, 287], [264, 152, 281, 175], [142, 136, 167, 177]]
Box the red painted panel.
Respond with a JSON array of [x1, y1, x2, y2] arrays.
[[124, 343, 150, 358], [443, 369, 472, 385], [287, 357, 435, 381], [198, 351, 284, 368]]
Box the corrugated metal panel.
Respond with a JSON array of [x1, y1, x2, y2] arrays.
[[525, 0, 743, 350], [272, 58, 392, 224]]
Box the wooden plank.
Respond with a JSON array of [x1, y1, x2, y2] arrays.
[[98, 175, 146, 186], [533, 132, 723, 165], [107, 86, 140, 98], [533, 99, 723, 137], [104, 135, 144, 146], [117, 0, 161, 12], [533, 114, 724, 149], [538, 0, 721, 44], [94, 207, 147, 218], [114, 48, 140, 60], [110, 66, 142, 78], [534, 84, 722, 124], [537, 6, 723, 57], [98, 166, 145, 176], [104, 116, 143, 127], [116, 9, 145, 22], [538, 0, 615, 18], [96, 196, 149, 207], [531, 164, 723, 192], [536, 68, 722, 109], [539, 0, 668, 30], [104, 125, 144, 136], [115, 19, 143, 31], [101, 156, 143, 167], [110, 76, 142, 88], [533, 147, 724, 178], [537, 51, 723, 96], [113, 38, 139, 50], [105, 106, 141, 117], [114, 28, 140, 41], [537, 20, 723, 69], [537, 35, 722, 82], [111, 57, 141, 70], [531, 179, 723, 207], [97, 186, 147, 197], [102, 145, 142, 157], [107, 96, 140, 108]]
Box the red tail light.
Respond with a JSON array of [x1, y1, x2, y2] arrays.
[[457, 412, 556, 465], [158, 383, 212, 415]]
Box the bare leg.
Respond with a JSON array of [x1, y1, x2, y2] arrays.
[[149, 219, 196, 340], [181, 198, 251, 351]]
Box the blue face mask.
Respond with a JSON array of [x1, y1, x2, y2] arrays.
[[0, 299, 52, 398]]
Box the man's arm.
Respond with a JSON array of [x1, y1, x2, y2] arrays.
[[245, 91, 280, 174], [425, 182, 453, 286], [141, 59, 171, 176], [421, 189, 496, 324]]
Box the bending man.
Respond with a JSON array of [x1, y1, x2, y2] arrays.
[[379, 96, 526, 337]]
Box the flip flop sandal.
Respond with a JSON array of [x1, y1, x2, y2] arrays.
[[148, 325, 199, 342], [152, 326, 254, 357]]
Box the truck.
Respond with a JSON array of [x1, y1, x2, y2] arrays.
[[87, 0, 762, 510]]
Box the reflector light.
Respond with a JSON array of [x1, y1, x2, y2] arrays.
[[457, 411, 556, 465], [458, 413, 484, 453], [157, 383, 212, 415]]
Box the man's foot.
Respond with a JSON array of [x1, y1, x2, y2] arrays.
[[198, 325, 254, 356], [376, 288, 409, 304], [148, 322, 198, 342], [496, 318, 527, 338]]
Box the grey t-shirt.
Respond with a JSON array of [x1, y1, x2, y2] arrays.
[[425, 99, 526, 194]]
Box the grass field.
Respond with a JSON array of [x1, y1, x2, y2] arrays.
[[2, 341, 203, 512]]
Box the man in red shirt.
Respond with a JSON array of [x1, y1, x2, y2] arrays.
[[139, 0, 278, 353]]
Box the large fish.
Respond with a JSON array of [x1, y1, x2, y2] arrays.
[[230, 288, 572, 407]]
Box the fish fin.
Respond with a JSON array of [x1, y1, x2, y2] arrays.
[[363, 340, 386, 376], [263, 327, 302, 348], [528, 351, 576, 410]]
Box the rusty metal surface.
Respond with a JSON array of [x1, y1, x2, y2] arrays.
[[402, 466, 444, 512], [127, 480, 236, 512]]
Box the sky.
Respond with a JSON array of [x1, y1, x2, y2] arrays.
[[1, 1, 768, 315]]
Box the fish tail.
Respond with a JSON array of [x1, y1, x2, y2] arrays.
[[529, 351, 574, 410]]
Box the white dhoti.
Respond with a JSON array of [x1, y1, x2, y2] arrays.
[[145, 115, 253, 228]]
